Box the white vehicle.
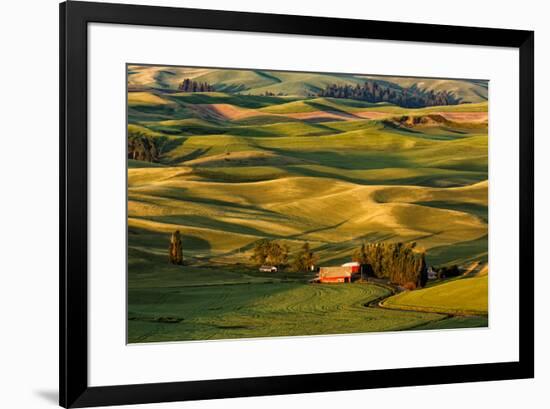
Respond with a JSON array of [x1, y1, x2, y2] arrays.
[[259, 265, 278, 273]]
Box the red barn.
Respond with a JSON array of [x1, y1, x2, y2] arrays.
[[316, 262, 361, 283]]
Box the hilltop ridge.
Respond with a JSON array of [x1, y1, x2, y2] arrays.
[[128, 65, 488, 104]]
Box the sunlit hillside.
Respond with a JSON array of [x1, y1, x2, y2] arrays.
[[127, 66, 489, 343]]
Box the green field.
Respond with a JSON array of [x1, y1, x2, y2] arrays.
[[127, 66, 489, 343], [381, 275, 489, 316], [128, 282, 449, 343]]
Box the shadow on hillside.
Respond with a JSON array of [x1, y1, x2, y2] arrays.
[[145, 214, 277, 238], [427, 234, 488, 266], [168, 146, 212, 164]]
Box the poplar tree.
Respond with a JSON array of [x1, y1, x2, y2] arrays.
[[355, 242, 427, 287], [168, 230, 183, 265]]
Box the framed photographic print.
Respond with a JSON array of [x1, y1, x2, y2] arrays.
[[60, 1, 534, 407]]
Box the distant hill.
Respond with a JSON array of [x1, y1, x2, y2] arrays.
[[127, 65, 488, 104], [373, 76, 488, 105]]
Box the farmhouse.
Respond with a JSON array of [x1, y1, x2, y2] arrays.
[[315, 262, 361, 283]]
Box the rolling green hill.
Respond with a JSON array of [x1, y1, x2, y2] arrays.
[[127, 66, 489, 343], [128, 91, 488, 269]]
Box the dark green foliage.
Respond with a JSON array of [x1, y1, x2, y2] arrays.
[[250, 239, 271, 266], [436, 264, 461, 279], [352, 242, 369, 280], [355, 242, 427, 287], [128, 130, 160, 162], [319, 81, 461, 108], [292, 242, 318, 272], [250, 239, 289, 268], [168, 230, 183, 265], [268, 242, 289, 268], [418, 253, 428, 287], [261, 91, 286, 96], [353, 242, 368, 265], [178, 78, 214, 92]]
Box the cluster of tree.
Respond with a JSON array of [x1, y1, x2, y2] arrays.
[[317, 81, 461, 108], [168, 230, 183, 265], [250, 240, 320, 272], [260, 91, 286, 96], [178, 78, 214, 92], [292, 242, 318, 272], [128, 130, 159, 162], [250, 239, 289, 268], [435, 264, 461, 279], [353, 242, 427, 287]]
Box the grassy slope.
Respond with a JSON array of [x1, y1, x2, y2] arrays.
[[381, 275, 488, 315], [128, 112, 487, 267]]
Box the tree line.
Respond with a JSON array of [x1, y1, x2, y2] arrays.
[[178, 78, 215, 92], [317, 81, 461, 108], [168, 233, 430, 289], [249, 240, 319, 272], [249, 239, 427, 287]]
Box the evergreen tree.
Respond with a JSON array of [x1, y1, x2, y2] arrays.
[[178, 78, 214, 92]]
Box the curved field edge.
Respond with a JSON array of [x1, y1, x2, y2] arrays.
[[380, 275, 488, 316], [127, 282, 447, 343]]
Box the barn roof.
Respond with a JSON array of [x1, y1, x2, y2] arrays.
[[319, 266, 354, 278]]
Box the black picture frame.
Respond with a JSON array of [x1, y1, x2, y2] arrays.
[[60, 1, 534, 407]]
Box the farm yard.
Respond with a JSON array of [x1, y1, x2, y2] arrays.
[[127, 65, 489, 343]]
